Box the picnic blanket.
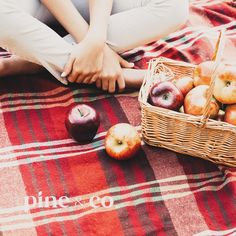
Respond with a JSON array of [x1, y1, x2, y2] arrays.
[[0, 0, 236, 235]]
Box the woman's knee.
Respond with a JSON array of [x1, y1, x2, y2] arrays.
[[0, 5, 17, 42], [171, 0, 189, 27], [148, 0, 189, 29]]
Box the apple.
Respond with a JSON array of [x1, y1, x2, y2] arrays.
[[213, 65, 236, 104], [193, 61, 215, 87], [173, 76, 194, 97], [105, 123, 141, 160], [148, 81, 184, 111], [65, 104, 100, 143], [184, 85, 220, 118], [224, 104, 236, 125]]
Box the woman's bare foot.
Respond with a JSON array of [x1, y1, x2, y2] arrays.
[[0, 55, 43, 77], [123, 68, 146, 88]]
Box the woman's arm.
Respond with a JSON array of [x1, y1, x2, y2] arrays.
[[88, 0, 113, 43], [41, 0, 88, 42], [41, 0, 112, 44]]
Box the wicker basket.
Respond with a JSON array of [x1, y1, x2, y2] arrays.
[[138, 31, 236, 167]]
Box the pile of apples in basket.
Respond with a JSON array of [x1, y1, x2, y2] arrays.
[[148, 60, 236, 125]]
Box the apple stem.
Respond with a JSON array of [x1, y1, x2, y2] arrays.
[[163, 94, 169, 100], [118, 140, 123, 145], [77, 108, 84, 117]]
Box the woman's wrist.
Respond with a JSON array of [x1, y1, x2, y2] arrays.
[[86, 27, 107, 47], [82, 34, 104, 52]]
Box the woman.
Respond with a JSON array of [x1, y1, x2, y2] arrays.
[[0, 0, 188, 93]]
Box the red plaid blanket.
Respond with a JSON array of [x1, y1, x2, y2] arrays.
[[0, 1, 236, 235]]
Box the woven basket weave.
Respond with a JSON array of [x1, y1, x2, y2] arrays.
[[138, 31, 236, 167]]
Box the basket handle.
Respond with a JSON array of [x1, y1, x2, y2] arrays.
[[200, 30, 226, 126], [138, 58, 160, 104]]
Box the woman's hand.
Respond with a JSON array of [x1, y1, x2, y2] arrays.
[[95, 45, 134, 93], [62, 39, 134, 93], [62, 36, 104, 83]]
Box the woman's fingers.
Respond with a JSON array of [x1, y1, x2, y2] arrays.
[[118, 56, 134, 69], [82, 74, 94, 84], [76, 73, 88, 84], [88, 74, 99, 84], [68, 62, 92, 84], [97, 70, 125, 93], [108, 78, 116, 93], [82, 76, 91, 84], [117, 75, 126, 92], [67, 69, 79, 83], [62, 57, 75, 79], [96, 79, 102, 89], [102, 78, 109, 91], [99, 73, 115, 92]]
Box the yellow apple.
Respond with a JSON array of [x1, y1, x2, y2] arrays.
[[105, 123, 141, 160], [194, 61, 215, 87], [184, 85, 220, 118], [213, 65, 236, 104]]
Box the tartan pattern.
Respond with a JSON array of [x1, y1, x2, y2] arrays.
[[0, 1, 236, 235]]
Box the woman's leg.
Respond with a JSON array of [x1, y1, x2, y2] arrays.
[[0, 0, 188, 87], [0, 0, 73, 84], [0, 55, 43, 77], [109, 0, 189, 53]]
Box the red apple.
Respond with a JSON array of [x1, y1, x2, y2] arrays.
[[194, 61, 215, 87], [224, 104, 236, 125], [148, 81, 184, 111], [105, 123, 141, 160], [213, 65, 236, 104], [65, 104, 100, 143], [184, 85, 220, 118], [174, 76, 194, 97]]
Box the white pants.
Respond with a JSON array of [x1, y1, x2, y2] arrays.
[[0, 0, 189, 84]]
